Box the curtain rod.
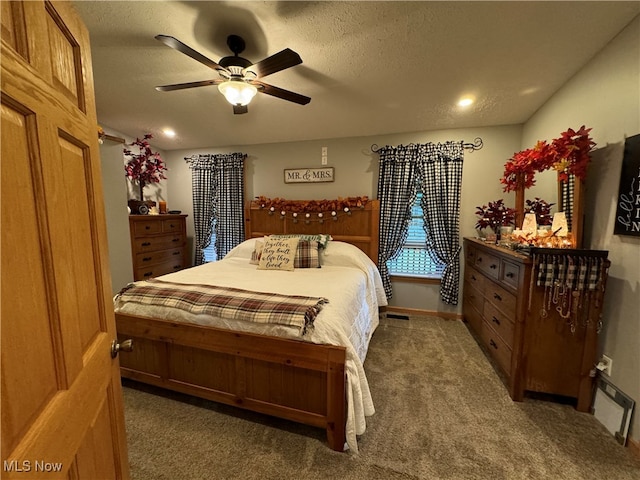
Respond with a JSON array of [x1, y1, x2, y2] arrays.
[[370, 137, 483, 153]]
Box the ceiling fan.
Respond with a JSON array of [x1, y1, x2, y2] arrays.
[[155, 34, 311, 114]]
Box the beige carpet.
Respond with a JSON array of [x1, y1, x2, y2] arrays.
[[122, 315, 640, 479]]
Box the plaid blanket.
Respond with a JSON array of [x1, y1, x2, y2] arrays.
[[115, 279, 328, 334]]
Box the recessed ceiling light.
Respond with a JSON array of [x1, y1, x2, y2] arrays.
[[458, 97, 474, 107], [163, 129, 176, 138]]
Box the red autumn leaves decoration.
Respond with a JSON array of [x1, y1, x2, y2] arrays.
[[255, 196, 368, 213], [501, 126, 596, 192]]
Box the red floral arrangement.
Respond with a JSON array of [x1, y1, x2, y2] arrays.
[[475, 199, 516, 232], [500, 126, 596, 192], [124, 134, 168, 201]]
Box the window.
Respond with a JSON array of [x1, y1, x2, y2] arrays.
[[387, 192, 445, 278], [202, 220, 217, 262], [202, 241, 217, 262]]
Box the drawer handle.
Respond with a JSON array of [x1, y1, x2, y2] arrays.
[[477, 257, 483, 263], [143, 271, 153, 277], [174, 265, 181, 269], [489, 339, 498, 349], [492, 316, 501, 326], [141, 242, 151, 247], [493, 293, 502, 301], [173, 251, 180, 255], [490, 264, 497, 270], [142, 257, 152, 262], [169, 224, 175, 228], [471, 275, 477, 281], [172, 238, 180, 242], [145, 225, 151, 230], [506, 272, 514, 278]]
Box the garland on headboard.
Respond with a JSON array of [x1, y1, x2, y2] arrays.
[[255, 196, 369, 224]]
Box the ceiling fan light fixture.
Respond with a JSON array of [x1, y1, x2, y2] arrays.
[[218, 80, 258, 106]]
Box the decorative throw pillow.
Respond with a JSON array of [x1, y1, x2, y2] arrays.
[[249, 239, 264, 265], [294, 240, 321, 268], [257, 236, 300, 271]]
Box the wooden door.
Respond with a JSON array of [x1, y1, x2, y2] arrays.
[[1, 1, 130, 478]]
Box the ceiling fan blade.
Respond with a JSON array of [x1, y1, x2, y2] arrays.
[[245, 48, 302, 78], [233, 105, 248, 115], [155, 79, 222, 92], [254, 81, 311, 105], [155, 35, 224, 72]]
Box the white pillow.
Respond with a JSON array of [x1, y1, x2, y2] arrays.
[[224, 238, 260, 259], [257, 236, 300, 271], [322, 241, 375, 268]]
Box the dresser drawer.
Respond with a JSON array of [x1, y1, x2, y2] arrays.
[[135, 258, 186, 280], [480, 322, 512, 377], [483, 301, 515, 348], [134, 234, 185, 253], [501, 260, 520, 291], [162, 218, 184, 233], [463, 295, 484, 335], [484, 280, 516, 318], [475, 250, 500, 280], [465, 244, 478, 265], [464, 265, 485, 292], [135, 247, 184, 268], [133, 219, 163, 236], [464, 280, 484, 314]]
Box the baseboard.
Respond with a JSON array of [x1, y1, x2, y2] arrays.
[[384, 306, 463, 321], [628, 435, 640, 459]]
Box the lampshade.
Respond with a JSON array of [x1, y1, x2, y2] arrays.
[[218, 80, 258, 106]]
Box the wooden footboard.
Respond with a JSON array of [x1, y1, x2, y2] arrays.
[[115, 313, 347, 451]]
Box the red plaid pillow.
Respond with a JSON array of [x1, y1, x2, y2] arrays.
[[294, 240, 321, 268]]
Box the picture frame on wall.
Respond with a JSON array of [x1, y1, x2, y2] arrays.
[[284, 167, 334, 184], [613, 133, 640, 237]]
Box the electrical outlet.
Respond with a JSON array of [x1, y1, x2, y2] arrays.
[[600, 355, 613, 376]]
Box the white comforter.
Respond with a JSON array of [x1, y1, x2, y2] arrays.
[[114, 239, 388, 452]]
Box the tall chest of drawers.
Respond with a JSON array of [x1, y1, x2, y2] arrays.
[[462, 238, 608, 412], [129, 214, 188, 281]]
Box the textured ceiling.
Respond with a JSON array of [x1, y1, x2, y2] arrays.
[[73, 1, 640, 151]]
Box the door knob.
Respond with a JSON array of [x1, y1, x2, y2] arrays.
[[111, 339, 134, 358]]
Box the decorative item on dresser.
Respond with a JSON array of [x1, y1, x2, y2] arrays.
[[129, 214, 188, 280], [462, 237, 610, 412]]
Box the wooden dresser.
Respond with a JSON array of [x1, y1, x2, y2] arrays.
[[128, 214, 188, 281], [462, 237, 609, 411]]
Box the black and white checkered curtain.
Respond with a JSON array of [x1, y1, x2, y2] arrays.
[[377, 142, 464, 304], [561, 173, 574, 232], [185, 153, 246, 265], [377, 145, 420, 298], [415, 142, 464, 305]]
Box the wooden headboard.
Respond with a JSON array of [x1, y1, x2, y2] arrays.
[[245, 199, 380, 264]]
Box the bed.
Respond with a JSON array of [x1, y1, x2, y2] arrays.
[[114, 199, 386, 452]]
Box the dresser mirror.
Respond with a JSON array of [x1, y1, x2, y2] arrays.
[[515, 171, 585, 248]]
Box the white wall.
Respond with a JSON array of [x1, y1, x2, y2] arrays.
[[522, 15, 640, 442], [99, 130, 133, 293]]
